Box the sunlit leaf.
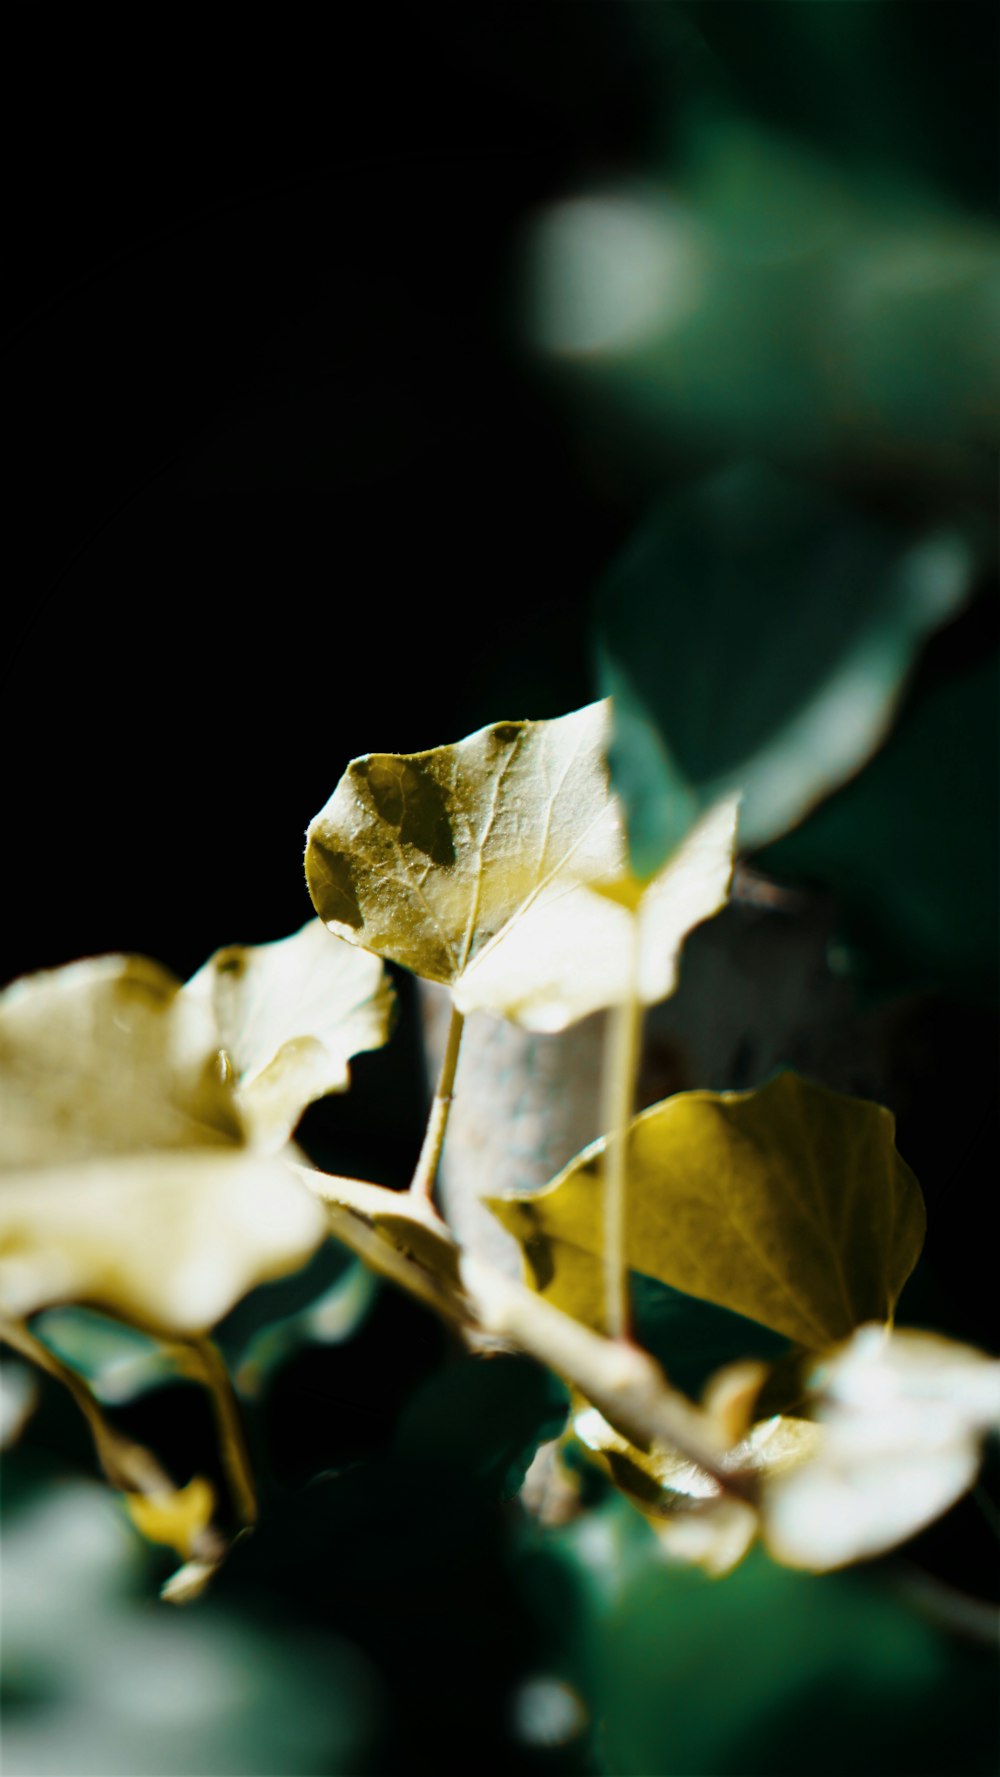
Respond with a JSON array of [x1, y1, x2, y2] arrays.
[[0, 954, 239, 1163], [125, 1474, 217, 1560], [597, 464, 977, 874], [573, 1399, 818, 1577], [0, 958, 327, 1334], [184, 920, 395, 1151], [761, 1324, 1000, 1571], [488, 1072, 925, 1348], [306, 700, 738, 1030]]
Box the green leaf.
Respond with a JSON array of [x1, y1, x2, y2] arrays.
[[488, 1072, 925, 1349], [0, 957, 327, 1334], [580, 1541, 999, 1777], [759, 653, 1000, 1001], [761, 1324, 1000, 1571], [184, 919, 395, 1151], [630, 1273, 790, 1403], [596, 464, 976, 874], [305, 701, 738, 1030], [395, 1353, 569, 1500]]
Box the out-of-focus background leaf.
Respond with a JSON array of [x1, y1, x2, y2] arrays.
[[4, 4, 998, 1774]]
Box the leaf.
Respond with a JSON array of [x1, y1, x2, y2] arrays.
[[759, 653, 1000, 1002], [0, 954, 240, 1164], [183, 919, 395, 1151], [124, 1474, 217, 1560], [305, 700, 738, 1030], [488, 1072, 925, 1349], [596, 464, 978, 874], [761, 1324, 1000, 1571], [0, 957, 327, 1334], [580, 1540, 999, 1777], [395, 1353, 569, 1500], [572, 1399, 818, 1577]]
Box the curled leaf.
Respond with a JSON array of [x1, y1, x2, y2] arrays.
[[488, 1072, 925, 1349], [184, 919, 395, 1151], [306, 701, 737, 1032], [761, 1324, 1000, 1571], [573, 1400, 818, 1577], [0, 957, 327, 1334]]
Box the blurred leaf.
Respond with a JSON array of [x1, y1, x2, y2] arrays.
[[762, 1324, 1000, 1571], [306, 702, 737, 1030], [0, 957, 327, 1334], [32, 1307, 173, 1404], [0, 1357, 37, 1447], [125, 1475, 217, 1560], [488, 1072, 925, 1348], [0, 954, 239, 1163], [527, 117, 1000, 476], [395, 1352, 569, 1499], [596, 464, 977, 874], [759, 652, 1000, 1001], [581, 1541, 998, 1776], [1, 1477, 376, 1775], [630, 1273, 790, 1402], [184, 920, 395, 1153], [233, 1260, 378, 1397]]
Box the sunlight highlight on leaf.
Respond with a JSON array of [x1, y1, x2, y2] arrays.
[[183, 920, 394, 1151], [305, 701, 738, 1031]]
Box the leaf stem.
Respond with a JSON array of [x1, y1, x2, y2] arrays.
[[601, 925, 643, 1341], [0, 1316, 172, 1496], [410, 1003, 465, 1203], [172, 1336, 258, 1528], [298, 1166, 751, 1499]]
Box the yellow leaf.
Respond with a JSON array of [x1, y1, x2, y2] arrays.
[[183, 920, 395, 1152], [125, 1475, 216, 1559], [488, 1072, 925, 1348], [305, 702, 737, 1031]]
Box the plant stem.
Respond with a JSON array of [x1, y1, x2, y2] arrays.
[[410, 1002, 464, 1203], [0, 1316, 171, 1496], [297, 1164, 751, 1499], [174, 1336, 258, 1528], [459, 1256, 751, 1498], [601, 926, 643, 1341]]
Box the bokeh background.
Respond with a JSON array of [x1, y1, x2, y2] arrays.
[[4, 6, 998, 1773]]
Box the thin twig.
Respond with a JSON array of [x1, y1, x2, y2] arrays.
[[173, 1336, 259, 1528], [0, 1316, 171, 1496], [601, 923, 643, 1342], [410, 1003, 464, 1203]]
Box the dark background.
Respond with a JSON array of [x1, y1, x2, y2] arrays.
[[3, 10, 998, 1774]]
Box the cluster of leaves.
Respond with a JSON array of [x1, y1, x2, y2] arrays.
[[3, 658, 998, 1598]]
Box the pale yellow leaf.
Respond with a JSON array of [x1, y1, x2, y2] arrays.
[[184, 920, 394, 1151], [0, 958, 327, 1333], [761, 1324, 1000, 1571], [0, 1149, 326, 1334], [305, 701, 737, 1031]]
